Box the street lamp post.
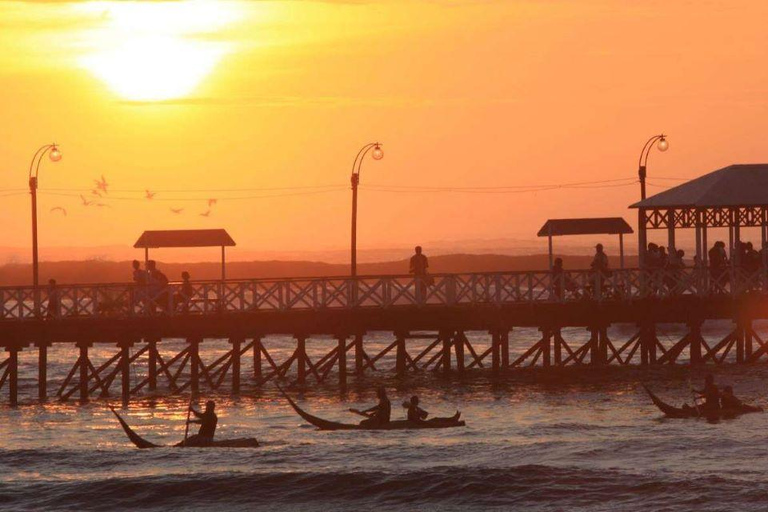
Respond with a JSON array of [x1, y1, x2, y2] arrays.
[[350, 142, 383, 277], [29, 143, 62, 288], [637, 134, 667, 269], [638, 134, 668, 200]]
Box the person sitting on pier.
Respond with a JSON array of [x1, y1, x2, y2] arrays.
[[359, 386, 391, 427], [187, 400, 218, 446], [694, 374, 720, 412], [403, 395, 429, 423], [720, 385, 744, 410]]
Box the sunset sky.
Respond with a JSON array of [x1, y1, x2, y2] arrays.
[[2, 0, 768, 261]]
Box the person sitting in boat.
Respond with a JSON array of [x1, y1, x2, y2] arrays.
[[720, 386, 743, 410], [694, 374, 720, 412], [403, 395, 429, 423], [359, 387, 391, 427], [187, 400, 218, 446]]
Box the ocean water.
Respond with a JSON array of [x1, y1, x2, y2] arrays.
[[2, 324, 768, 511]]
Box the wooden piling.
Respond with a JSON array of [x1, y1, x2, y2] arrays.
[[337, 336, 347, 388], [454, 332, 465, 374], [689, 321, 703, 364], [8, 346, 19, 407], [37, 342, 48, 401], [231, 337, 241, 394], [120, 341, 132, 404], [189, 337, 200, 394], [553, 329, 562, 366], [396, 334, 407, 378], [148, 340, 157, 391], [541, 328, 552, 368], [253, 337, 263, 379], [491, 331, 500, 374], [296, 336, 307, 386], [78, 342, 90, 403], [501, 330, 510, 368], [354, 334, 364, 376], [441, 332, 452, 372]]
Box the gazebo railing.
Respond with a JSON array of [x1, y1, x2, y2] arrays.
[[2, 267, 767, 321]]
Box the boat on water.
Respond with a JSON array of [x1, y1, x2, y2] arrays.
[[643, 385, 763, 420], [109, 406, 259, 448], [279, 389, 466, 430]]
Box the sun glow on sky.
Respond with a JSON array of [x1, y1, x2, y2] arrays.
[[77, 1, 238, 101]]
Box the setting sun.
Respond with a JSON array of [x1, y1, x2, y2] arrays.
[[77, 1, 237, 101]]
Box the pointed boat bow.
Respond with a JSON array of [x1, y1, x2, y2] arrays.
[[109, 406, 162, 448]]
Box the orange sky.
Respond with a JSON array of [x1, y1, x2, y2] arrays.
[[1, 0, 768, 261]]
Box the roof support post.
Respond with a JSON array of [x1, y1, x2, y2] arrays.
[[221, 246, 226, 281], [638, 208, 647, 268], [619, 233, 625, 269], [547, 224, 553, 270], [667, 209, 675, 253]]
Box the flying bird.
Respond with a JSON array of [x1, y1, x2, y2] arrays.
[[50, 207, 67, 216], [91, 189, 102, 197], [199, 209, 211, 217], [80, 194, 94, 206], [207, 198, 217, 207], [170, 208, 184, 214], [94, 175, 109, 194], [145, 189, 156, 200]]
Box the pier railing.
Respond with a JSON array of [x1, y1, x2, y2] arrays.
[[1, 267, 766, 321]]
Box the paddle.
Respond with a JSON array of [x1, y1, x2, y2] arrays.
[[183, 398, 193, 445], [348, 408, 372, 418], [687, 378, 702, 418]]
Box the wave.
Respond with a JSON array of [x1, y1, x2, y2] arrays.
[[2, 465, 768, 512]]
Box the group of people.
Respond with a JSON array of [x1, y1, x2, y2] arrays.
[[356, 386, 444, 427], [690, 374, 745, 413], [132, 260, 194, 312]]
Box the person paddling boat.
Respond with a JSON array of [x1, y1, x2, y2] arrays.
[[355, 386, 391, 427], [184, 400, 218, 447]]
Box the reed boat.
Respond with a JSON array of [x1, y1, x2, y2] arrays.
[[280, 389, 465, 430], [643, 385, 762, 420], [109, 406, 259, 448]]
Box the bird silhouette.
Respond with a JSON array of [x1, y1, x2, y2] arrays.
[[91, 189, 102, 197], [50, 207, 67, 216], [95, 203, 111, 208], [80, 195, 94, 206], [94, 175, 109, 194], [207, 198, 218, 207], [145, 189, 156, 200], [170, 207, 184, 214], [199, 209, 211, 217]]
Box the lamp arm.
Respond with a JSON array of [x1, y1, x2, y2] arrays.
[[29, 144, 56, 180], [638, 135, 663, 169]]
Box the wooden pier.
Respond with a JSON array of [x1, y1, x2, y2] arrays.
[[1, 267, 768, 406]]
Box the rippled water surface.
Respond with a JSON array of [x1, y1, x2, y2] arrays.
[[2, 325, 768, 511]]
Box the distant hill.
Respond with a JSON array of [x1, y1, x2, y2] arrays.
[[0, 253, 638, 286]]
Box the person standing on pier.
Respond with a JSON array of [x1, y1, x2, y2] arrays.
[[132, 260, 147, 314], [409, 246, 431, 301], [45, 278, 61, 319], [146, 260, 169, 312]]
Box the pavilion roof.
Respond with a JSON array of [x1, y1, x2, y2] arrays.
[[630, 164, 768, 209], [134, 229, 236, 249], [537, 217, 633, 237]]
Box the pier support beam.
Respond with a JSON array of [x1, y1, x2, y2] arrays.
[[296, 336, 307, 387], [395, 333, 406, 378], [491, 331, 500, 374], [119, 341, 133, 405], [541, 328, 552, 368], [231, 337, 242, 394], [454, 332, 465, 374], [501, 330, 510, 368], [441, 331, 452, 372], [337, 336, 347, 388], [8, 346, 19, 407], [189, 337, 201, 394], [78, 342, 91, 403], [37, 342, 49, 401], [147, 340, 157, 391], [689, 321, 703, 365], [640, 323, 657, 365], [253, 337, 262, 380], [354, 334, 364, 376]]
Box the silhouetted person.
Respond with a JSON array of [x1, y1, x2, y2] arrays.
[[175, 271, 194, 312], [720, 385, 743, 410], [146, 260, 169, 312], [645, 243, 660, 269], [666, 249, 685, 294], [46, 278, 61, 319], [409, 246, 430, 300], [132, 260, 147, 313], [744, 242, 760, 274], [657, 246, 668, 268], [403, 395, 428, 423], [188, 400, 218, 446], [694, 374, 720, 412], [709, 241, 728, 287], [359, 386, 391, 427]]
